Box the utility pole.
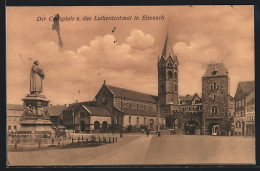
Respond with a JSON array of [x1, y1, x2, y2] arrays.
[[120, 84, 123, 138]]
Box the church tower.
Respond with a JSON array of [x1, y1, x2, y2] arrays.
[[158, 32, 178, 106]]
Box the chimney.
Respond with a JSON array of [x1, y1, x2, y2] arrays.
[[65, 104, 67, 107], [104, 80, 106, 85], [76, 100, 78, 103]]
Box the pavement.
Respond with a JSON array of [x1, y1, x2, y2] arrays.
[[7, 134, 255, 166]]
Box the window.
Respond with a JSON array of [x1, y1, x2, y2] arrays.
[[137, 117, 139, 124], [102, 97, 107, 105], [213, 94, 216, 101], [236, 121, 241, 128], [174, 72, 177, 79], [80, 111, 85, 118], [129, 116, 131, 124], [14, 125, 17, 130], [242, 111, 245, 117], [161, 84, 165, 91], [144, 117, 146, 124], [8, 125, 11, 130], [116, 116, 119, 124], [168, 71, 173, 79], [211, 106, 218, 114], [175, 85, 178, 92], [130, 103, 132, 109]]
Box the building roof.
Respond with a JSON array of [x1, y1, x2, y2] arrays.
[[246, 98, 255, 106], [48, 105, 65, 116], [238, 81, 255, 95], [106, 85, 157, 104], [179, 95, 194, 101], [7, 104, 24, 110], [63, 101, 96, 111], [179, 94, 201, 101], [115, 107, 158, 117], [203, 63, 228, 77], [162, 32, 174, 58], [82, 106, 111, 117]]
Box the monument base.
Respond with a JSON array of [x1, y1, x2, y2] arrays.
[[19, 118, 54, 136]]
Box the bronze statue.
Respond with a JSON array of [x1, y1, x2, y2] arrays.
[[30, 60, 45, 93]]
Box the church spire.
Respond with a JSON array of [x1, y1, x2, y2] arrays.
[[162, 31, 174, 58]]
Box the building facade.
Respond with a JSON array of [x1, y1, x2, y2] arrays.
[[245, 90, 255, 136], [7, 104, 24, 134], [234, 81, 255, 135], [201, 63, 230, 135]]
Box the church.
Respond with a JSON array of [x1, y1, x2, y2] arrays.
[[62, 31, 233, 135]]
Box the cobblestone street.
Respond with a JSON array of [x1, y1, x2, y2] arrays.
[[7, 134, 255, 166]]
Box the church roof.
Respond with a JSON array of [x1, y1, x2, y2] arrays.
[[162, 32, 174, 58], [106, 85, 157, 104], [114, 107, 158, 117], [203, 63, 228, 77]]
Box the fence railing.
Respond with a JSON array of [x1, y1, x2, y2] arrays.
[[7, 132, 119, 151]]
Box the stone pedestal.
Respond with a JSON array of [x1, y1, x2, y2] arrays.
[[19, 93, 54, 135]]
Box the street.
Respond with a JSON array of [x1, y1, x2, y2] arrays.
[[7, 134, 255, 166]]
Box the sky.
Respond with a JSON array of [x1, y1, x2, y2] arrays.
[[6, 6, 254, 105]]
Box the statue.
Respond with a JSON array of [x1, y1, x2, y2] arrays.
[[30, 60, 45, 93]]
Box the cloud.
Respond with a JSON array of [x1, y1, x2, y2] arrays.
[[126, 29, 155, 50], [7, 29, 158, 105]]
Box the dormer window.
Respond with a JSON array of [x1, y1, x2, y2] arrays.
[[212, 67, 218, 75]]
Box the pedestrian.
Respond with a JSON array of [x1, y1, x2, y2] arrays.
[[146, 129, 149, 137]]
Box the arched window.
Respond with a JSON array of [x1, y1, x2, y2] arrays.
[[211, 106, 218, 114], [168, 71, 173, 79], [174, 72, 177, 79]]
